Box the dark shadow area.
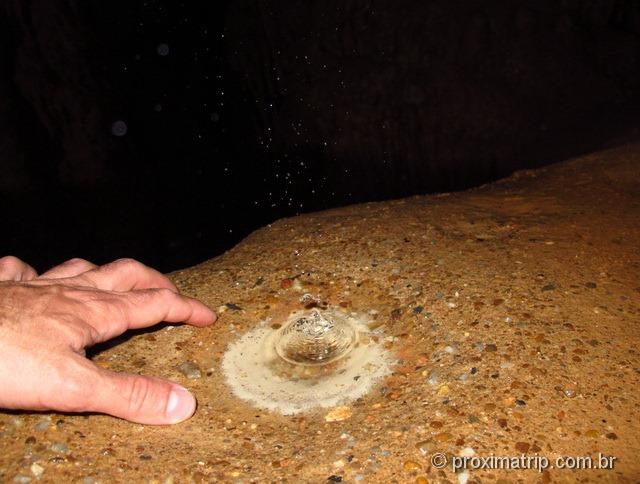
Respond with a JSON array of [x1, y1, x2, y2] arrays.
[[1, 1, 639, 272]]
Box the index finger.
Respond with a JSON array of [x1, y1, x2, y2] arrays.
[[89, 288, 217, 342]]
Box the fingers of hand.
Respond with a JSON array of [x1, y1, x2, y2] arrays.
[[41, 258, 97, 279], [116, 288, 216, 330], [0, 256, 38, 281], [76, 258, 178, 292], [79, 287, 215, 342]]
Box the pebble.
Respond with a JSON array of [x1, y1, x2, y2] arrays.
[[403, 460, 422, 471], [460, 447, 475, 457], [484, 344, 498, 352], [435, 432, 453, 442], [415, 441, 430, 455], [426, 372, 441, 386], [50, 442, 68, 454], [33, 420, 50, 431], [327, 475, 342, 482], [12, 475, 31, 483], [325, 406, 353, 422], [416, 478, 428, 484], [542, 283, 556, 291], [29, 464, 44, 478], [585, 429, 599, 438], [177, 361, 202, 379], [515, 442, 530, 453]]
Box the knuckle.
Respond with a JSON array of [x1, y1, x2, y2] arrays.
[[0, 255, 21, 267], [0, 255, 22, 274], [114, 258, 144, 271]]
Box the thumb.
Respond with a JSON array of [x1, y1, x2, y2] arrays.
[[90, 368, 197, 425]]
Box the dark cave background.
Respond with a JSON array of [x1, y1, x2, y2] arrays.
[[1, 1, 639, 273]]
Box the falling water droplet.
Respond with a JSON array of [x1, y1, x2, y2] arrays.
[[157, 43, 170, 56], [274, 309, 357, 365], [111, 120, 128, 137]]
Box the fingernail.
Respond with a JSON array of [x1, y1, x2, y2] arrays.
[[166, 385, 196, 423]]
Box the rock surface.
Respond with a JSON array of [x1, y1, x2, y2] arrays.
[[1, 144, 639, 482]]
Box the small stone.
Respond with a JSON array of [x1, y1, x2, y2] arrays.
[[416, 477, 428, 484], [25, 436, 36, 445], [82, 478, 97, 484], [585, 429, 599, 438], [30, 464, 44, 478], [324, 406, 352, 422], [606, 432, 618, 440], [585, 282, 597, 288], [34, 420, 50, 431], [515, 399, 526, 406], [139, 454, 153, 460], [430, 421, 443, 429], [327, 476, 343, 482], [484, 344, 498, 352], [460, 447, 475, 457], [468, 415, 479, 424], [225, 303, 242, 311], [12, 475, 31, 483], [415, 441, 430, 455], [541, 284, 556, 291], [176, 361, 202, 379], [413, 306, 424, 314], [435, 432, 453, 442], [403, 460, 422, 471], [515, 442, 530, 453], [51, 442, 68, 454], [281, 278, 293, 289]]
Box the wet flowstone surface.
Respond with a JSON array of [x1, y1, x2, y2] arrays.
[[1, 143, 640, 482]]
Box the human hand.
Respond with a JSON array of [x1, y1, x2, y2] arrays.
[[0, 256, 216, 425]]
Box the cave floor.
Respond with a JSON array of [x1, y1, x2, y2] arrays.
[[1, 144, 639, 483]]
